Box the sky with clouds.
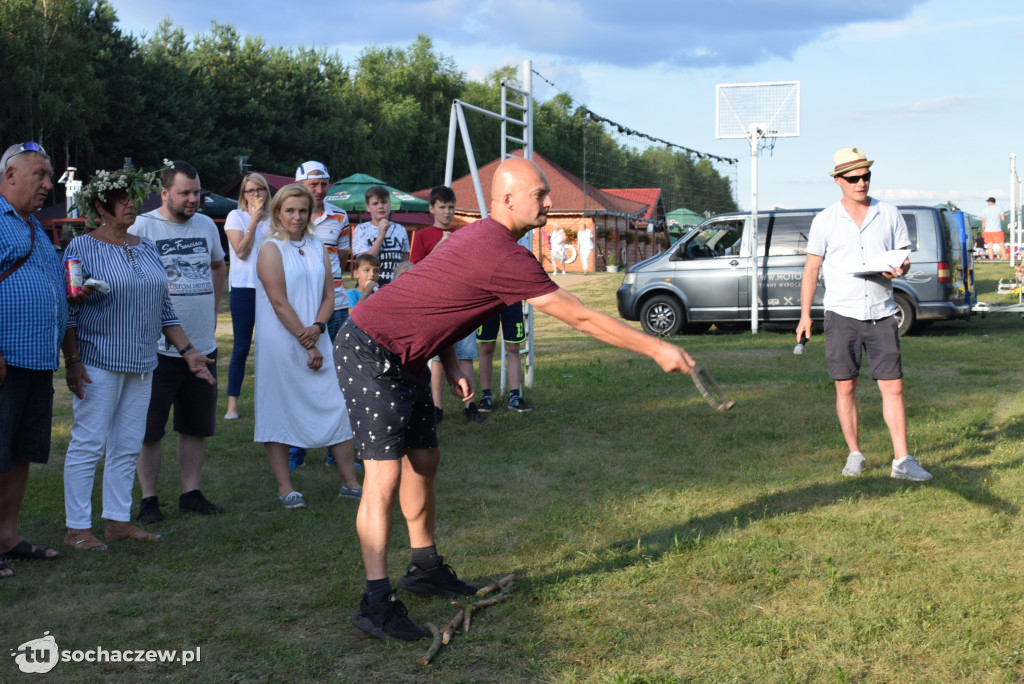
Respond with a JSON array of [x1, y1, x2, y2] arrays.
[[109, 0, 1024, 217]]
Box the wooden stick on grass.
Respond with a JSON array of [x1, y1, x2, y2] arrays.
[[475, 573, 516, 597], [420, 622, 442, 666]]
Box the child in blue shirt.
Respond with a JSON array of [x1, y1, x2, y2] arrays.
[[347, 253, 380, 309]]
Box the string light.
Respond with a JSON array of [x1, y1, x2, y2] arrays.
[[532, 69, 739, 165]]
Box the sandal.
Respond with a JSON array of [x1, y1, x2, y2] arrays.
[[2, 539, 60, 561], [104, 521, 163, 542], [64, 528, 109, 551], [0, 560, 13, 578]]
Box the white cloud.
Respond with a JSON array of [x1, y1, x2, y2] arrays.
[[109, 0, 931, 69]]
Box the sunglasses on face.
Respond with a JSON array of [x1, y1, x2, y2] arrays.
[[839, 171, 871, 184], [243, 188, 267, 195]]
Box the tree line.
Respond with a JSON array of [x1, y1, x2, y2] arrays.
[[1, 0, 737, 217]]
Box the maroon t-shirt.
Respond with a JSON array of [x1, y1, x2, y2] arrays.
[[350, 217, 558, 376]]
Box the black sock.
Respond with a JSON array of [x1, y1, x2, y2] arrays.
[[411, 544, 440, 569], [482, 389, 492, 399], [365, 577, 392, 602]]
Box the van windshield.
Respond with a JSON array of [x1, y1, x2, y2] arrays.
[[676, 221, 744, 260]]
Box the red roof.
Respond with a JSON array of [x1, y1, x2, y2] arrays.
[[416, 151, 650, 219], [603, 188, 664, 221]]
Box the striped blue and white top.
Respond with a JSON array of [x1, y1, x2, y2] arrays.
[[65, 234, 180, 374]]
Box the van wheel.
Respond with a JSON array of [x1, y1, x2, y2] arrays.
[[894, 292, 916, 336], [640, 295, 684, 336]]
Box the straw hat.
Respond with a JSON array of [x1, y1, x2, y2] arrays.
[[830, 148, 873, 177]]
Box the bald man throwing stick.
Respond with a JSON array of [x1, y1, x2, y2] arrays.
[[335, 157, 697, 642]]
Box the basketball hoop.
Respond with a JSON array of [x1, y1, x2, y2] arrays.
[[715, 81, 801, 333]]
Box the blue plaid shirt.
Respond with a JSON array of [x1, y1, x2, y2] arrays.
[[0, 194, 68, 370]]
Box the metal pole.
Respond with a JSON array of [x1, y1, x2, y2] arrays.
[[455, 103, 488, 219], [748, 124, 760, 334], [1011, 153, 1018, 267], [522, 59, 535, 388], [444, 104, 458, 186]]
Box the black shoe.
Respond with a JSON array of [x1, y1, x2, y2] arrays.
[[179, 489, 225, 515], [507, 395, 532, 412], [434, 406, 444, 426], [463, 402, 487, 423], [137, 496, 164, 524], [397, 557, 477, 597], [351, 591, 428, 642], [477, 395, 493, 413]]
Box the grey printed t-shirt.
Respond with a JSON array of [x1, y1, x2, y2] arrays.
[[129, 210, 225, 355]]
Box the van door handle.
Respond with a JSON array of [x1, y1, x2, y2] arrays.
[[729, 260, 739, 266]]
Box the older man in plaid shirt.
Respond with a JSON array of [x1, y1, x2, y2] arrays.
[[0, 142, 77, 576]]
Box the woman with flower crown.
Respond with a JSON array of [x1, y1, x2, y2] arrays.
[[60, 161, 215, 551]]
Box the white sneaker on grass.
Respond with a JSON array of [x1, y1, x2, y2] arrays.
[[842, 451, 866, 476], [277, 491, 307, 508], [891, 455, 932, 482]]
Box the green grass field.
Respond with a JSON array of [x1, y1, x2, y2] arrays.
[[4, 262, 1024, 683]]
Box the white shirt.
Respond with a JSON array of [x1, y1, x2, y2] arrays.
[[313, 203, 351, 310], [224, 209, 270, 289], [806, 199, 910, 321]]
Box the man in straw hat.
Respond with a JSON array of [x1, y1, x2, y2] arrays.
[[796, 147, 932, 482]]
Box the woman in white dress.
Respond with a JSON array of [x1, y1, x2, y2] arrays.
[[577, 225, 594, 274], [254, 184, 361, 509]]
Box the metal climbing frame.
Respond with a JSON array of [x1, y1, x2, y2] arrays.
[[444, 60, 536, 391]]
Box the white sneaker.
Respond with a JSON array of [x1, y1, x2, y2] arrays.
[[842, 451, 866, 476], [891, 455, 932, 482], [277, 491, 307, 508]]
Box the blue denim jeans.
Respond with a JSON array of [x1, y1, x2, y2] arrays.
[[327, 307, 349, 341], [227, 287, 255, 398]]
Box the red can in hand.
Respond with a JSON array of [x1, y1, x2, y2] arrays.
[[65, 257, 84, 296]]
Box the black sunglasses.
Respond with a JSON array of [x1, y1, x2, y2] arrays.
[[839, 171, 871, 184]]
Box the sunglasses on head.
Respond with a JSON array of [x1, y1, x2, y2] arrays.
[[839, 171, 871, 184], [2, 142, 48, 169]]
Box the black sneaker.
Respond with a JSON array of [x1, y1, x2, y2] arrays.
[[397, 557, 477, 597], [351, 591, 428, 642], [137, 496, 164, 524], [507, 395, 532, 412], [463, 401, 487, 423], [179, 489, 225, 515], [477, 395, 493, 413]]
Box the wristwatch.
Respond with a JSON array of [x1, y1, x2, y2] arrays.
[[314, 321, 327, 334]]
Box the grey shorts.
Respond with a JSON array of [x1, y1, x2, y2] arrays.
[[0, 367, 54, 472], [824, 311, 903, 381], [334, 321, 438, 461]]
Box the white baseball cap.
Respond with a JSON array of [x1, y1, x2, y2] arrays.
[[295, 161, 329, 181]]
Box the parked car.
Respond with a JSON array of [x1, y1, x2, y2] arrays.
[[616, 206, 974, 336]]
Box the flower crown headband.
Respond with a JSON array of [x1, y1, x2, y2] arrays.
[[74, 158, 173, 229]]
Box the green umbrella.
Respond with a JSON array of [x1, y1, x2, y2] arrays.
[[325, 173, 430, 213]]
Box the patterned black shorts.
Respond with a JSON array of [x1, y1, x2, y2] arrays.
[[333, 320, 437, 461]]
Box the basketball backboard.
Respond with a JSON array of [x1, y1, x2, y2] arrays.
[[716, 81, 800, 140]]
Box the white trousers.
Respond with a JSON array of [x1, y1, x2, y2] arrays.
[[579, 247, 593, 271], [64, 365, 152, 528]]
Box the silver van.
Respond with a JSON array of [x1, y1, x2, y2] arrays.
[[616, 206, 974, 336]]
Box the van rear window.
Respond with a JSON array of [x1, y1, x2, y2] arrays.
[[764, 215, 814, 256]]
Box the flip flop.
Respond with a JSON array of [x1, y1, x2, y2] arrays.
[[0, 560, 13, 578], [2, 539, 60, 561]]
